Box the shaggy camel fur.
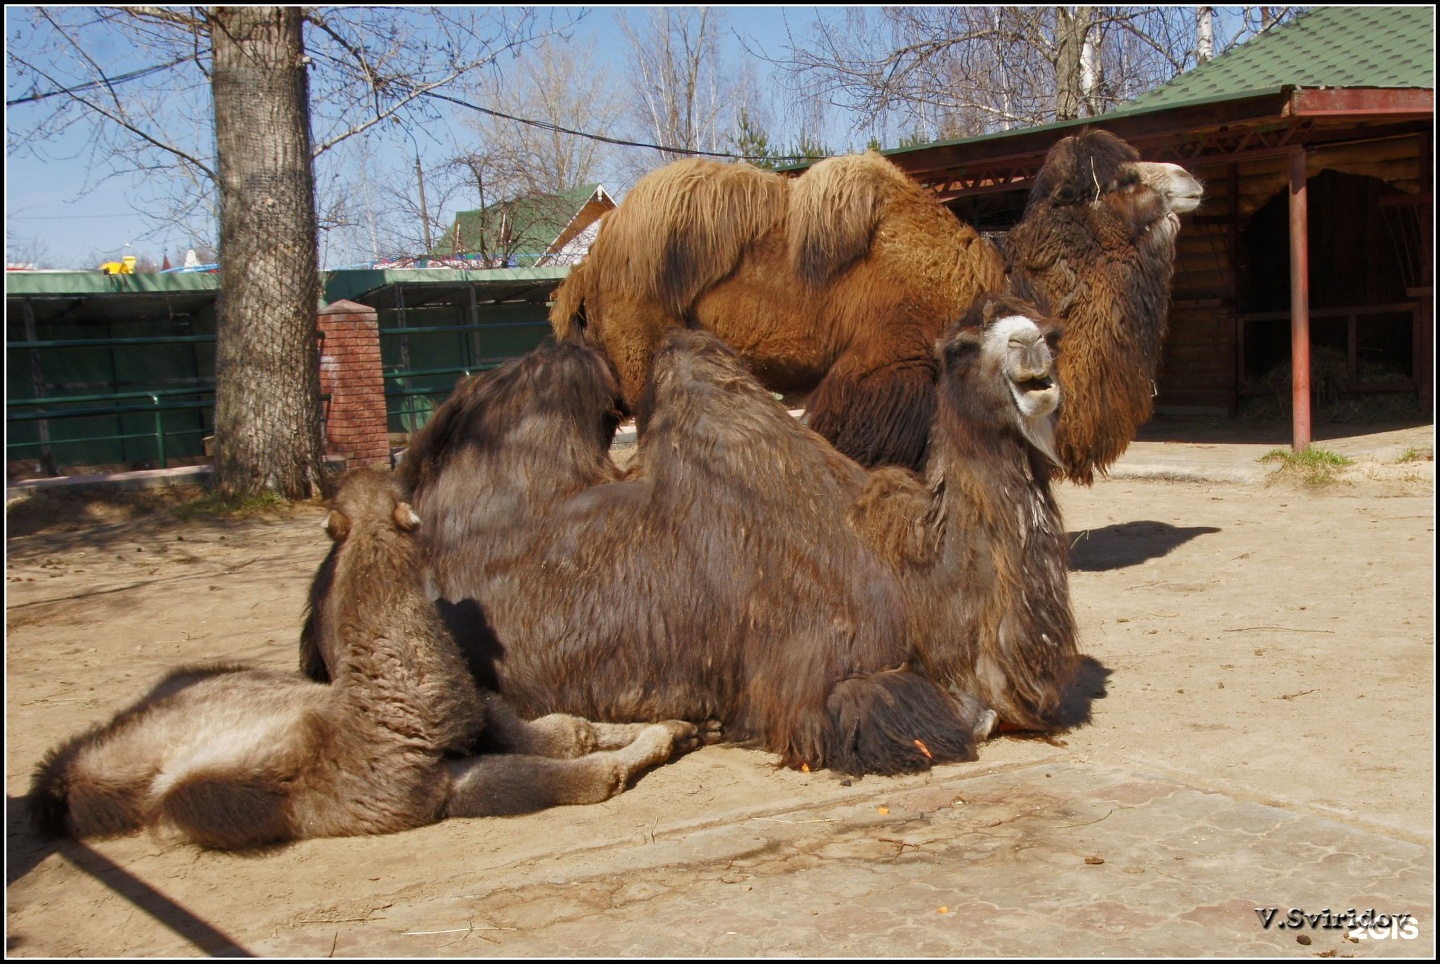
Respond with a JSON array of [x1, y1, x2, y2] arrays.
[[1004, 129, 1202, 484], [848, 294, 1079, 731], [32, 468, 698, 848], [398, 340, 993, 777], [550, 150, 1005, 470], [550, 130, 1200, 483]]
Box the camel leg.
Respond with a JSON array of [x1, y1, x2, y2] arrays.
[[444, 721, 699, 817], [479, 694, 655, 757], [479, 691, 715, 756], [805, 349, 937, 470]]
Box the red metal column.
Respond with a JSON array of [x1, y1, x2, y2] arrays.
[[1288, 149, 1311, 451]]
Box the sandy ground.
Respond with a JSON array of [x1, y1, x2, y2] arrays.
[[4, 454, 1434, 957]]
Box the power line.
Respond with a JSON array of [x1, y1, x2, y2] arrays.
[[9, 60, 832, 163], [5, 56, 196, 108], [420, 90, 832, 164]]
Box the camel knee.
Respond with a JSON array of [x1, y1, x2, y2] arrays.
[[511, 713, 601, 758]]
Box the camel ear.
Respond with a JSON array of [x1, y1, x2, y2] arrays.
[[323, 509, 350, 542], [393, 502, 421, 532]]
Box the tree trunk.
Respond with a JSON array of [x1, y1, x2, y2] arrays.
[[209, 6, 324, 500], [1054, 7, 1091, 121]]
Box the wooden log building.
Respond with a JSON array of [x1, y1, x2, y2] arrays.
[[877, 6, 1433, 448]]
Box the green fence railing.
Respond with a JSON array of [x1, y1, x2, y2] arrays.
[[378, 313, 551, 433], [7, 388, 216, 470]]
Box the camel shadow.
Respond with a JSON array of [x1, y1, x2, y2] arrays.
[[435, 596, 505, 693], [1067, 521, 1220, 572], [5, 794, 254, 957]]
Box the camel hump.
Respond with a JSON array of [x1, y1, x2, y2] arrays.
[[587, 158, 786, 317], [787, 151, 902, 286]]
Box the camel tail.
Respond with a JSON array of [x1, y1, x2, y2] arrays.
[[548, 260, 591, 343], [28, 744, 83, 838], [28, 739, 147, 839]]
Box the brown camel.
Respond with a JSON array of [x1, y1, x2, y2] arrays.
[[1004, 129, 1202, 483], [31, 468, 698, 849], [395, 339, 992, 777], [550, 149, 1004, 470], [550, 129, 1200, 482]]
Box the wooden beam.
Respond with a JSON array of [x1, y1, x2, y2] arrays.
[[1291, 87, 1434, 118]]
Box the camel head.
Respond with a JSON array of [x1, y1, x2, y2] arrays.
[[1025, 128, 1203, 250], [400, 340, 624, 502], [322, 468, 420, 544], [939, 294, 1063, 467]]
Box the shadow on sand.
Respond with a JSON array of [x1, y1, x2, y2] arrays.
[[1068, 521, 1221, 572]]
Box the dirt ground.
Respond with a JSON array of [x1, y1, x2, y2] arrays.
[[4, 449, 1434, 957]]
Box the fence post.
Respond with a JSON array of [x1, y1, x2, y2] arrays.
[[316, 300, 391, 468], [150, 393, 167, 468]]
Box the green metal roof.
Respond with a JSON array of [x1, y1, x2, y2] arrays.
[[5, 270, 220, 297], [323, 266, 569, 305], [1126, 6, 1435, 113], [801, 6, 1435, 172], [6, 267, 569, 318], [428, 184, 603, 259]]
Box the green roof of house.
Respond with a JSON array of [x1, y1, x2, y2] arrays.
[[1125, 6, 1435, 114], [429, 183, 604, 259]]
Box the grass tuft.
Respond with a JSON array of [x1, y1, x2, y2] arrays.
[[171, 489, 289, 521], [1258, 446, 1354, 486], [1392, 446, 1434, 465]]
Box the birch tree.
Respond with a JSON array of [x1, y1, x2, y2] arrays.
[[771, 6, 1301, 142]]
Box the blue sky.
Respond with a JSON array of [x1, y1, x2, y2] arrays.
[[4, 6, 828, 270], [6, 6, 1253, 270]]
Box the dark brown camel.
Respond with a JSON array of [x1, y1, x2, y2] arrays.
[[388, 296, 1080, 772], [396, 339, 992, 777], [847, 294, 1079, 731]]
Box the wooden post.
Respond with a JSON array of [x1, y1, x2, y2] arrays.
[[1288, 149, 1311, 451]]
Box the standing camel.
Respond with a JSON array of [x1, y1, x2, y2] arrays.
[[550, 129, 1201, 481]]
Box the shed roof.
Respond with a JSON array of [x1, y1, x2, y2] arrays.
[[1126, 6, 1435, 115], [838, 6, 1433, 203], [429, 184, 609, 260], [869, 6, 1434, 170]]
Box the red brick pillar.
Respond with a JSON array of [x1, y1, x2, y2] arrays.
[[316, 300, 391, 468]]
